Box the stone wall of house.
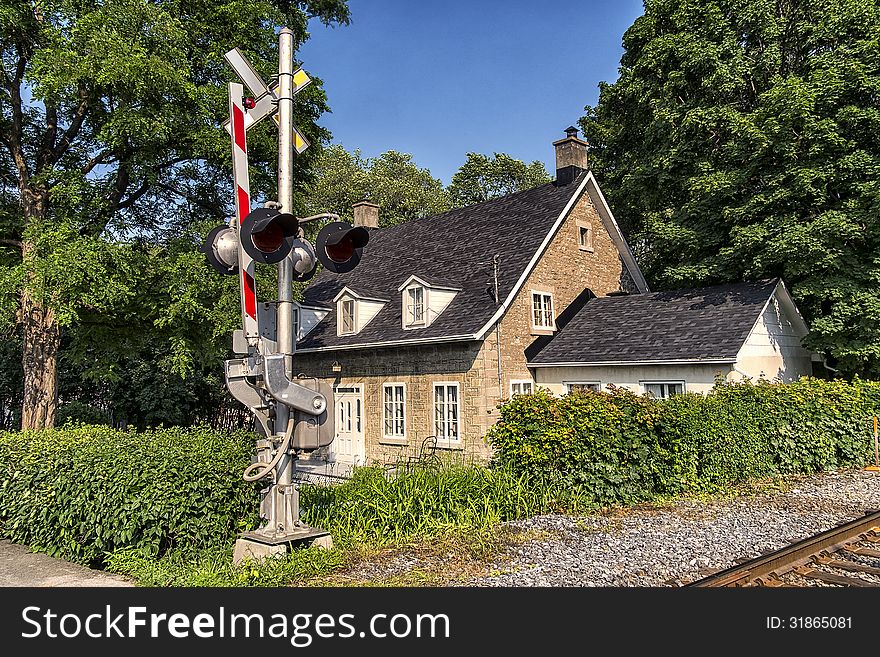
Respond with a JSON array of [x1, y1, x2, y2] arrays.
[[489, 186, 630, 412], [291, 341, 494, 466]]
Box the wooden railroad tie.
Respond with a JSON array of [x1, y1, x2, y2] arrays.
[[794, 565, 875, 587]]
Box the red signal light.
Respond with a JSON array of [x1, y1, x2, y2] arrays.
[[239, 208, 299, 264], [324, 238, 355, 263], [243, 97, 256, 110], [251, 222, 285, 253]]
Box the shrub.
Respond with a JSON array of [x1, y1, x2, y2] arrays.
[[487, 378, 878, 505], [0, 425, 260, 566]]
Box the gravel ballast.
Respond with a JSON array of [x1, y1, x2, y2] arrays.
[[468, 469, 880, 587]]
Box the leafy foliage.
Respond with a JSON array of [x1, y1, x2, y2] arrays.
[[0, 0, 350, 426], [0, 421, 586, 585], [302, 145, 450, 227], [487, 379, 878, 505], [447, 152, 551, 208], [0, 425, 260, 565], [298, 463, 586, 549], [579, 0, 880, 376]]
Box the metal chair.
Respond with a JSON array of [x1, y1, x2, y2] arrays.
[[405, 435, 440, 471]]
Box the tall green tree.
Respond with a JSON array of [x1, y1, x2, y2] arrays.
[[0, 0, 350, 428], [447, 152, 551, 208], [303, 144, 449, 226], [580, 0, 880, 376]]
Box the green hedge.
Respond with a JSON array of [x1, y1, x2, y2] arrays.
[[0, 425, 260, 566], [486, 377, 879, 506]]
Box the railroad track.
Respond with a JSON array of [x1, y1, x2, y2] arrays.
[[687, 509, 880, 587]]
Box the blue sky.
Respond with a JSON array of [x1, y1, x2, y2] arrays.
[[299, 0, 646, 185]]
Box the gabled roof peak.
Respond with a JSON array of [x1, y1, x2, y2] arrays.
[[332, 285, 389, 303], [396, 274, 463, 292]]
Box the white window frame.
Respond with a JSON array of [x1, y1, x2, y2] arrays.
[[577, 221, 594, 252], [404, 285, 427, 329], [382, 383, 407, 443], [641, 381, 686, 399], [338, 297, 357, 335], [433, 381, 461, 445], [565, 381, 602, 393], [531, 290, 555, 331], [510, 379, 534, 396]]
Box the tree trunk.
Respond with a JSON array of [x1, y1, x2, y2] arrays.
[[19, 182, 59, 431], [20, 288, 60, 430]]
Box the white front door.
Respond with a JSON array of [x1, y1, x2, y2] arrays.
[[332, 385, 365, 466]]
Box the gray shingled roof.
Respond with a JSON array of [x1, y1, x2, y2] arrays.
[[528, 279, 780, 365], [297, 173, 589, 351]]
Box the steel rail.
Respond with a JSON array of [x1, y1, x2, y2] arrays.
[[687, 509, 880, 587]]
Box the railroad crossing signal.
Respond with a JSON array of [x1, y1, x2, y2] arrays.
[[222, 47, 312, 153], [201, 30, 378, 554]]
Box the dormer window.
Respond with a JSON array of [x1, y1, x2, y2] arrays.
[[406, 286, 426, 327], [334, 286, 388, 337], [398, 275, 461, 331], [340, 298, 356, 335]]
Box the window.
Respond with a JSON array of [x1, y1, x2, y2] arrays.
[[291, 308, 299, 340], [405, 286, 426, 327], [433, 383, 460, 442], [578, 222, 594, 252], [531, 291, 555, 330], [383, 384, 406, 440], [566, 382, 601, 393], [642, 382, 685, 399], [510, 380, 533, 396], [339, 298, 356, 334]]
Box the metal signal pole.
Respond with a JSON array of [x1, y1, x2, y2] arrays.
[[274, 26, 297, 528]]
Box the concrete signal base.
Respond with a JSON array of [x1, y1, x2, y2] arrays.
[[232, 528, 333, 565]]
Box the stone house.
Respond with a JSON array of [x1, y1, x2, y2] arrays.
[[292, 128, 648, 469], [291, 129, 818, 471]]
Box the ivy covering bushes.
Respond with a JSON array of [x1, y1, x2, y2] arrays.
[[0, 425, 260, 566], [487, 378, 880, 507]]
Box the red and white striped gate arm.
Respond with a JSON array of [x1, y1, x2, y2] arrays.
[[228, 82, 259, 339]]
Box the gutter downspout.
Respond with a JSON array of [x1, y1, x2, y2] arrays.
[[493, 255, 503, 399]]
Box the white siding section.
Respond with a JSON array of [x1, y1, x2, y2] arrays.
[[734, 293, 813, 383], [297, 307, 328, 339], [357, 299, 384, 331], [535, 363, 731, 397], [428, 289, 457, 324]]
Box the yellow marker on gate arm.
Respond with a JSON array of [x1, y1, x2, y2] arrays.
[[866, 415, 880, 472]]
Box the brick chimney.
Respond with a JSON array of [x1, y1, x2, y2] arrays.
[[553, 126, 589, 186], [352, 200, 379, 228]]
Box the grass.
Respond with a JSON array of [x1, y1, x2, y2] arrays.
[[105, 462, 590, 587]]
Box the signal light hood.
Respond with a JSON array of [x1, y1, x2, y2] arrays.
[[240, 207, 299, 264], [315, 221, 370, 273]]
